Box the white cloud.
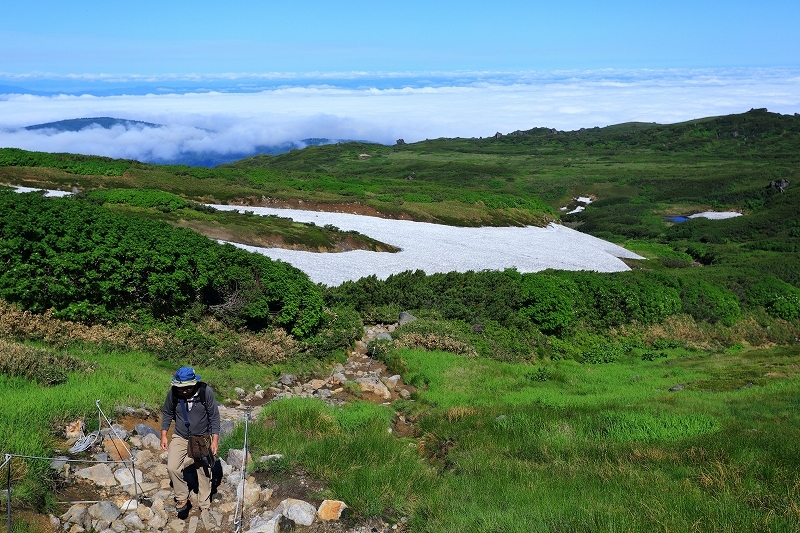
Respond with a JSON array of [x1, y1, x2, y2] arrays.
[[0, 69, 798, 163]]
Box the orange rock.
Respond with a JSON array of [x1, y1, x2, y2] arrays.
[[317, 500, 347, 521], [103, 437, 132, 461], [65, 420, 85, 440]]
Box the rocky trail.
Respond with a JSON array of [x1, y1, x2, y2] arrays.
[[48, 321, 417, 533]]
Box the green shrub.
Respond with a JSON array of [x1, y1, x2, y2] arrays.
[[0, 147, 131, 176], [748, 276, 800, 321], [0, 191, 325, 337], [518, 274, 578, 334], [582, 342, 625, 364], [302, 306, 364, 357], [680, 279, 741, 326], [526, 366, 552, 382], [88, 189, 188, 211]]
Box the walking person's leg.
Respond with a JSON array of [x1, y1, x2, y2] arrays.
[[196, 462, 212, 510], [166, 435, 190, 509]]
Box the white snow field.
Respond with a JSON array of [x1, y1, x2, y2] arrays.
[[688, 211, 742, 220], [209, 205, 644, 287]]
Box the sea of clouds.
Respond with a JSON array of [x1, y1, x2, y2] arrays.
[[1, 68, 798, 164]]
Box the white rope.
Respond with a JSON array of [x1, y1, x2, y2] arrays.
[[232, 410, 250, 533], [68, 432, 99, 454]]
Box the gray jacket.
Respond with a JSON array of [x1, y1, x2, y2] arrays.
[[161, 383, 221, 439]]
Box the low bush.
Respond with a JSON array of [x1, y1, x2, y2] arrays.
[[87, 189, 188, 211], [301, 306, 364, 358], [0, 339, 91, 385], [748, 276, 800, 321], [0, 191, 325, 337], [581, 342, 625, 364], [680, 279, 741, 326], [518, 275, 578, 334]]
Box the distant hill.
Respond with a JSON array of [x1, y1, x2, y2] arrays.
[[20, 117, 349, 166], [25, 117, 162, 131]]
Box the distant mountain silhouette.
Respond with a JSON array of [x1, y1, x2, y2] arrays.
[[25, 117, 162, 131], [20, 117, 358, 166]]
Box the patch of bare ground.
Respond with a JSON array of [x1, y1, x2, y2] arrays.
[[238, 196, 415, 221]]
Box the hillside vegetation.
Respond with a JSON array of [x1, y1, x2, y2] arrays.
[[1, 109, 799, 532]]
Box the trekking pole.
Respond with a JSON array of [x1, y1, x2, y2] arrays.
[[233, 411, 250, 533], [5, 454, 11, 533]]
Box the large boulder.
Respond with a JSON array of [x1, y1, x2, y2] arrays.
[[135, 423, 159, 438], [75, 464, 117, 487], [87, 501, 121, 522], [276, 498, 316, 526], [398, 311, 417, 326]]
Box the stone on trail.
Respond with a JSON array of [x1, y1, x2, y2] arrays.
[[227, 449, 252, 469], [244, 515, 281, 533], [141, 433, 161, 450], [134, 449, 154, 463], [87, 501, 122, 521], [148, 513, 168, 529], [167, 518, 186, 532], [116, 497, 138, 511], [123, 513, 146, 530], [65, 420, 85, 441], [317, 500, 348, 521], [61, 504, 86, 523], [277, 498, 316, 526], [113, 467, 143, 486], [383, 374, 401, 390], [76, 463, 117, 487], [50, 456, 69, 470], [356, 376, 391, 399], [237, 478, 262, 506], [136, 505, 155, 521], [135, 423, 159, 438]]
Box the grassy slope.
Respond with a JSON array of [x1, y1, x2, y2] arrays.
[[2, 109, 800, 531]]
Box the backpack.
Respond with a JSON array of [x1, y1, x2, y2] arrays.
[[172, 382, 212, 435]]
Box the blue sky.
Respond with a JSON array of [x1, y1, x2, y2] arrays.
[[3, 0, 798, 75], [1, 1, 798, 161]]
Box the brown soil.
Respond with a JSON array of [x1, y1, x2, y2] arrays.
[[236, 196, 415, 222]]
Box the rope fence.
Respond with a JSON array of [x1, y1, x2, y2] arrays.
[[3, 401, 252, 533]]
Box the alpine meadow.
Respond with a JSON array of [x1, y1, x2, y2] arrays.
[[1, 108, 800, 533]]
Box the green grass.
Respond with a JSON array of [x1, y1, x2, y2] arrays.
[[0, 339, 319, 511], [3, 339, 800, 531], [232, 343, 800, 531]]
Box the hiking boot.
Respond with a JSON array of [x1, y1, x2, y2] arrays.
[[200, 509, 212, 528], [176, 500, 191, 519]]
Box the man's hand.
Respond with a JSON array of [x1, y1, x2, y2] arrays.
[[211, 434, 219, 456], [160, 430, 169, 451]]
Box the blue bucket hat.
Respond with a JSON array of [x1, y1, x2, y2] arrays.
[[171, 366, 200, 387]]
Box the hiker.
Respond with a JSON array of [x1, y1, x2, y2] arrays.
[[160, 366, 221, 515]]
